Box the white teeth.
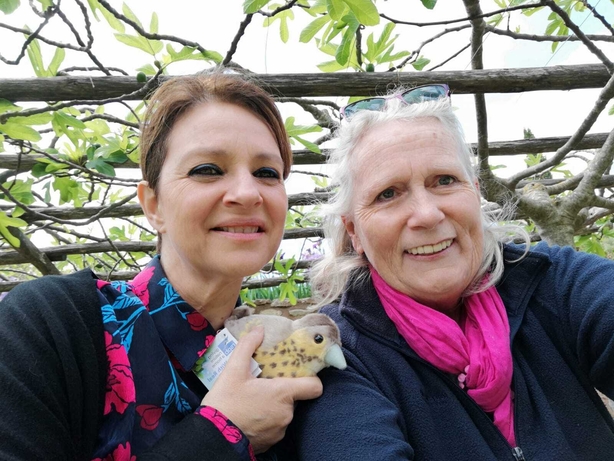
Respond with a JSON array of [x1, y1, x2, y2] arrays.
[[409, 239, 453, 255], [219, 226, 259, 233]]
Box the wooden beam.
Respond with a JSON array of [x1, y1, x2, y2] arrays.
[[0, 64, 608, 101], [0, 133, 608, 173], [0, 228, 324, 265]]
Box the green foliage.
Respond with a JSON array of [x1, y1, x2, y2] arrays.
[[0, 211, 27, 247], [26, 38, 65, 77], [420, 0, 437, 9], [284, 117, 322, 153], [274, 257, 305, 305], [0, 0, 20, 14], [0, 0, 611, 304], [263, 4, 295, 43], [244, 0, 272, 14]]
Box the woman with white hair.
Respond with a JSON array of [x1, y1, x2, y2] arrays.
[[288, 86, 614, 460]]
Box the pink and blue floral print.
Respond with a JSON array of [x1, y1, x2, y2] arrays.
[[91, 256, 254, 461]]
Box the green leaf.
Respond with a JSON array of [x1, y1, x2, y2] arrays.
[[137, 63, 157, 75], [54, 111, 87, 129], [99, 3, 125, 32], [411, 56, 430, 71], [523, 5, 545, 17], [0, 211, 27, 247], [420, 0, 437, 9], [300, 15, 330, 43], [11, 112, 53, 125], [317, 59, 347, 72], [26, 38, 47, 77], [0, 122, 41, 141], [292, 135, 321, 153], [121, 2, 143, 28], [1, 179, 34, 205], [86, 157, 116, 176], [285, 116, 323, 137], [0, 0, 20, 14], [35, 0, 52, 10], [114, 33, 162, 55], [48, 46, 65, 76], [244, 0, 270, 13], [280, 15, 289, 43], [335, 16, 359, 65], [150, 11, 159, 33], [326, 0, 347, 20], [52, 176, 80, 204], [608, 103, 614, 116], [0, 99, 20, 114], [342, 0, 379, 26]]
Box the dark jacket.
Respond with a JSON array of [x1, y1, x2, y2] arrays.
[[290, 244, 614, 460], [0, 270, 249, 460]]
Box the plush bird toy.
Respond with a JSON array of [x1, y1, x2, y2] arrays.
[[225, 307, 347, 378]]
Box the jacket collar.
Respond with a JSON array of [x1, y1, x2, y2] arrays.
[[338, 244, 552, 347]]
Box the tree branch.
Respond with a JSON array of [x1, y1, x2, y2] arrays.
[[222, 14, 253, 66], [543, 0, 614, 72], [506, 72, 614, 187], [380, 3, 543, 27]]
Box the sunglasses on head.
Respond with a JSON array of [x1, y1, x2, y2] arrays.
[[340, 84, 451, 120]]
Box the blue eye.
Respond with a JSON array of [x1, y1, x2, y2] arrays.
[[438, 175, 456, 186], [189, 164, 223, 176], [255, 167, 281, 179], [377, 188, 395, 201]]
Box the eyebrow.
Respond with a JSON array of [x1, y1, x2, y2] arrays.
[[183, 148, 283, 165]]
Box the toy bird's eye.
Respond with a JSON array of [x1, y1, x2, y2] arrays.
[[314, 334, 324, 344]]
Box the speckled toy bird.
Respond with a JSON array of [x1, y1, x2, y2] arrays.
[[224, 307, 347, 378]]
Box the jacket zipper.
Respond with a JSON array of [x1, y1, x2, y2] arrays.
[[346, 316, 527, 460], [511, 372, 525, 460], [512, 447, 526, 460], [383, 341, 523, 458]]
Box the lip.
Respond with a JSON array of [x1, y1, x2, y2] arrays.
[[211, 219, 266, 239], [405, 238, 454, 257]]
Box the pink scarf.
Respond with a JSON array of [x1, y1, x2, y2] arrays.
[[370, 267, 516, 446]]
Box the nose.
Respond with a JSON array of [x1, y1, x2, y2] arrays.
[[222, 171, 263, 208], [405, 190, 445, 230]]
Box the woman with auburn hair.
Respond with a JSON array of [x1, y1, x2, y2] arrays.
[[0, 72, 322, 461], [288, 86, 614, 460]]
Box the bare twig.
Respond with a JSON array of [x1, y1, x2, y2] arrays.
[[506, 72, 614, 187], [484, 25, 614, 43], [428, 43, 471, 71], [543, 0, 614, 72], [380, 3, 543, 27], [388, 25, 471, 72], [223, 14, 254, 66], [258, 0, 300, 18], [579, 0, 614, 35]]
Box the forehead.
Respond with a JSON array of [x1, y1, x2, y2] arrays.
[[351, 118, 461, 173], [164, 101, 281, 160]]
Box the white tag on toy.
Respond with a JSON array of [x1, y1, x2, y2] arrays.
[[194, 328, 261, 390]]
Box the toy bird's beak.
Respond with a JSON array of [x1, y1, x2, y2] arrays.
[[324, 344, 347, 370]]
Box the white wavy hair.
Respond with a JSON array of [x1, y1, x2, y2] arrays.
[[310, 95, 529, 307]]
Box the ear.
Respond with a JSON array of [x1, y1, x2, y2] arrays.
[[137, 181, 166, 233], [473, 179, 482, 203], [342, 216, 364, 255]]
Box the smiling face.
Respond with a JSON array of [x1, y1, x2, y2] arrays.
[[343, 117, 483, 315], [138, 101, 287, 282]]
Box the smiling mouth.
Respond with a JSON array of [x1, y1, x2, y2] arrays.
[[214, 226, 263, 233], [407, 239, 453, 255]]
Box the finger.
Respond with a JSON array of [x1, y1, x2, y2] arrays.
[[225, 325, 264, 372], [279, 376, 323, 401]]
